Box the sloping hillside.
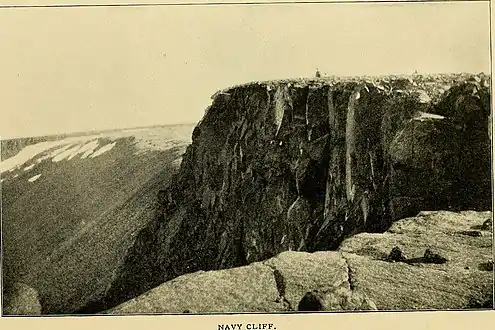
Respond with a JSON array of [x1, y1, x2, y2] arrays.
[[1, 124, 194, 314]]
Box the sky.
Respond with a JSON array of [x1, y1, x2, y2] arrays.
[[0, 1, 491, 139]]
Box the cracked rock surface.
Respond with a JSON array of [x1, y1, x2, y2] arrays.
[[264, 251, 348, 309], [106, 210, 492, 313], [105, 262, 283, 314]]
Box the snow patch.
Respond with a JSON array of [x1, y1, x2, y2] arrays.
[[415, 112, 445, 122], [52, 140, 100, 162], [49, 144, 73, 158], [23, 164, 35, 171], [79, 140, 100, 159], [1, 140, 69, 173], [1, 135, 103, 173], [52, 145, 83, 162], [415, 90, 431, 104], [90, 142, 116, 158], [28, 174, 41, 182], [36, 154, 52, 164]]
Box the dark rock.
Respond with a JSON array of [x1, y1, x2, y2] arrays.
[[298, 290, 325, 311], [388, 115, 460, 211], [387, 246, 408, 263], [457, 230, 483, 237], [478, 261, 493, 272], [434, 80, 492, 210], [481, 218, 492, 231], [467, 291, 493, 309], [286, 197, 312, 251], [423, 249, 448, 264], [297, 287, 377, 312], [307, 134, 329, 161]]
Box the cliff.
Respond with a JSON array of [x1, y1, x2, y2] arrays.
[[107, 210, 493, 313], [90, 73, 491, 313]]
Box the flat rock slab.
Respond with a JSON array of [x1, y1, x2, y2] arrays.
[[339, 211, 493, 271], [339, 211, 493, 310], [107, 262, 282, 314], [341, 253, 491, 310]]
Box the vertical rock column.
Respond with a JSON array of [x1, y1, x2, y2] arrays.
[[344, 84, 387, 236], [315, 83, 354, 249]]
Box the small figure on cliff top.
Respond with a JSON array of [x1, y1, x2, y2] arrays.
[[315, 68, 321, 78]]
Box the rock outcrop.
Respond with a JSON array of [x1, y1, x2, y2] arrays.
[[3, 282, 42, 315], [99, 73, 492, 313], [106, 210, 493, 313]]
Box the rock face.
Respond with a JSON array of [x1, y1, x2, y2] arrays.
[[3, 282, 42, 315], [106, 211, 493, 313], [100, 73, 492, 312]]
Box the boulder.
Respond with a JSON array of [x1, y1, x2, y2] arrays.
[[481, 218, 492, 231], [423, 248, 448, 264], [3, 282, 42, 315], [387, 246, 408, 263]]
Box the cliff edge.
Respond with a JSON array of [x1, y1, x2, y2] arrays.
[[83, 73, 492, 313]]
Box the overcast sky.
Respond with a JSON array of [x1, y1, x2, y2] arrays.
[[0, 1, 490, 139]]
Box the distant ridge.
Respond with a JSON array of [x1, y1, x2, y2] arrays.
[[1, 123, 196, 161]]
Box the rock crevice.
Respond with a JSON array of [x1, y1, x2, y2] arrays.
[[264, 263, 293, 311], [341, 253, 357, 292]]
